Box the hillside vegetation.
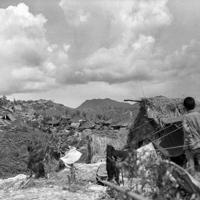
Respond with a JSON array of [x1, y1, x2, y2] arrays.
[[0, 96, 138, 178]]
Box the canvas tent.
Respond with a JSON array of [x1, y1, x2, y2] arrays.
[[128, 96, 194, 158]]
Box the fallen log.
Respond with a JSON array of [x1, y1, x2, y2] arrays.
[[97, 177, 149, 200], [161, 160, 200, 195]]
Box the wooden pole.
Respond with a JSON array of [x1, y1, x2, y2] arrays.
[[98, 178, 149, 200]]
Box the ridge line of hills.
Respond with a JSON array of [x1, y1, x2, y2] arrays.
[[7, 97, 140, 125]]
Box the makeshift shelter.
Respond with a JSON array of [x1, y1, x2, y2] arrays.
[[2, 113, 16, 121], [87, 129, 129, 163], [70, 122, 80, 129], [78, 120, 95, 131], [46, 119, 60, 127], [13, 104, 22, 111], [95, 119, 112, 127], [128, 96, 195, 159], [111, 122, 128, 130], [0, 106, 16, 122]]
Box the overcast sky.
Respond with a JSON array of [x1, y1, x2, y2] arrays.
[[0, 0, 200, 107]]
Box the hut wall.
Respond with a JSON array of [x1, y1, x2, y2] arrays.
[[128, 101, 159, 149], [155, 122, 184, 157], [88, 131, 128, 163]]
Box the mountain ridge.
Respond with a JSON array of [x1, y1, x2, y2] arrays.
[[75, 98, 139, 124]]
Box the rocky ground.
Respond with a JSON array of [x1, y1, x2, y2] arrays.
[[0, 183, 106, 200], [0, 163, 108, 200]]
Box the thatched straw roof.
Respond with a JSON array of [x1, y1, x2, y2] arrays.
[[144, 96, 185, 126]]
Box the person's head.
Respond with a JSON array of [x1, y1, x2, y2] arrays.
[[106, 145, 115, 157], [27, 145, 33, 152], [183, 97, 195, 111]]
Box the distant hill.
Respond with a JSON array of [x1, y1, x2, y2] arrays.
[[76, 98, 140, 125], [2, 96, 139, 125], [77, 98, 133, 110], [16, 99, 73, 119]]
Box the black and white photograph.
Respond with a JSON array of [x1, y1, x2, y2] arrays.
[[0, 0, 200, 199]]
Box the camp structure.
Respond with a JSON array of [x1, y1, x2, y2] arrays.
[[13, 104, 22, 111], [78, 120, 95, 131], [2, 113, 16, 121], [94, 119, 112, 130], [127, 96, 196, 162], [86, 128, 129, 163], [0, 106, 16, 122], [111, 122, 129, 130], [46, 119, 60, 127]]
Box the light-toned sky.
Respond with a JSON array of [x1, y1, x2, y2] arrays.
[[0, 0, 200, 107]]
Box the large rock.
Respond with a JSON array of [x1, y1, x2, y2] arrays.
[[0, 174, 27, 191]]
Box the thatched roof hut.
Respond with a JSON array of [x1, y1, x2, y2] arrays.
[[128, 96, 198, 158]]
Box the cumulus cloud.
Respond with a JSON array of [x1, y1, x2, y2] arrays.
[[0, 3, 68, 94], [56, 35, 156, 84], [0, 3, 47, 66], [58, 0, 200, 95], [163, 40, 200, 81], [58, 0, 173, 84], [1, 0, 200, 103]]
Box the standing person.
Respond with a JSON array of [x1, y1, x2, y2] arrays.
[[182, 97, 200, 174], [106, 145, 120, 185], [27, 144, 46, 178]]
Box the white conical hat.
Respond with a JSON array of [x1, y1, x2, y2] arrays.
[[60, 147, 82, 165]]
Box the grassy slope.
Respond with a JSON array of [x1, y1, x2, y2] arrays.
[[0, 121, 50, 178]]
